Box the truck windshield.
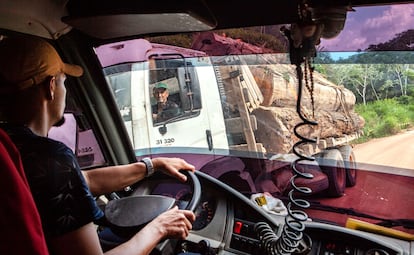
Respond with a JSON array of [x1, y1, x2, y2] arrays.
[[95, 3, 414, 235]]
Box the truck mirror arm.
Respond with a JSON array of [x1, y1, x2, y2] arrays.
[[157, 110, 200, 135]]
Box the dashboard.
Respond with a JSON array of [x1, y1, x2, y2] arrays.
[[131, 171, 413, 255]]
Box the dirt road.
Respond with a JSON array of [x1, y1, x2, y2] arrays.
[[352, 130, 414, 173]]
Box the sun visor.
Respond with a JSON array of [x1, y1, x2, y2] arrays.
[[62, 0, 217, 39]]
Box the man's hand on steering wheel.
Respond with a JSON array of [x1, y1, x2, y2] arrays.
[[148, 206, 196, 240], [152, 157, 195, 182], [103, 159, 201, 254]]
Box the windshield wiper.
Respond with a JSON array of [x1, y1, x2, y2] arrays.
[[306, 201, 414, 229], [377, 219, 414, 229]]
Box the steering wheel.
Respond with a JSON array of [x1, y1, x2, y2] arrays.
[[103, 170, 201, 240], [152, 170, 201, 255], [178, 170, 201, 211]]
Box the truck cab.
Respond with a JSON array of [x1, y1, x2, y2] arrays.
[[97, 40, 229, 156], [96, 39, 269, 159], [1, 1, 414, 255]]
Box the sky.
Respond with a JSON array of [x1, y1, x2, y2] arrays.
[[319, 3, 414, 52]]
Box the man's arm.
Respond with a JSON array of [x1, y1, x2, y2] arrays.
[[83, 157, 195, 196], [49, 206, 195, 255]]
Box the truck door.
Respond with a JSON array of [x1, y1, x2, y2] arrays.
[[104, 62, 151, 154], [143, 57, 229, 156]]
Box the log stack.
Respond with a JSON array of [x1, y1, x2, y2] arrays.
[[251, 64, 364, 154], [191, 31, 364, 155]]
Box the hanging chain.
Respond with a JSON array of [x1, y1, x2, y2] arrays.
[[303, 57, 315, 118], [282, 0, 317, 119]]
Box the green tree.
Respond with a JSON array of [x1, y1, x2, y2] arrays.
[[328, 64, 380, 104]]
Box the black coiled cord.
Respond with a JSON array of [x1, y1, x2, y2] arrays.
[[255, 222, 280, 255], [255, 220, 313, 255], [254, 63, 317, 255], [279, 62, 317, 254]]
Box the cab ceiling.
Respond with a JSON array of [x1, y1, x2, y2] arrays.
[[0, 0, 413, 40]]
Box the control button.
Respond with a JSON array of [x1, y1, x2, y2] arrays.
[[234, 221, 243, 234], [242, 223, 250, 236]]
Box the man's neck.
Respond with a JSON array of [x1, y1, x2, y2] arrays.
[[26, 111, 52, 137], [27, 121, 49, 137]]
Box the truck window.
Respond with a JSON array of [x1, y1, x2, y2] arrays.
[[104, 64, 133, 122], [102, 58, 205, 152], [149, 58, 202, 126], [150, 75, 183, 124], [48, 102, 107, 169]]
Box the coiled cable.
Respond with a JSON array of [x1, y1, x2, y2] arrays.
[[254, 61, 317, 255], [254, 63, 317, 255], [280, 62, 317, 254], [255, 222, 280, 255], [255, 2, 318, 252]]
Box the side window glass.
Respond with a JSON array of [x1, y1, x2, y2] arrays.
[[49, 113, 106, 168], [105, 65, 132, 122], [48, 113, 77, 153], [101, 58, 204, 151], [150, 74, 183, 124], [150, 58, 202, 126]]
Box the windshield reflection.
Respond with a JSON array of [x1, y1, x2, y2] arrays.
[[95, 3, 414, 234]]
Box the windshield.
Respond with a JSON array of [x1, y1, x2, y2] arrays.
[[95, 3, 414, 235]]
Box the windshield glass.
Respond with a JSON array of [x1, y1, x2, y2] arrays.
[[95, 3, 414, 234]]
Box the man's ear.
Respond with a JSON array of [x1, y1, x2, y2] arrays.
[[45, 76, 56, 100]]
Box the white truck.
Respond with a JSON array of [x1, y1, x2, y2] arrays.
[[94, 38, 363, 197]]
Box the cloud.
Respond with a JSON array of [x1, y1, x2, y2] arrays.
[[320, 4, 414, 51]]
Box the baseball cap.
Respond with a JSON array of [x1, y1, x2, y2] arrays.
[[155, 83, 168, 90], [0, 35, 83, 93]]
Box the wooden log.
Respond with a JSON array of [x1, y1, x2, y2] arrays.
[[250, 65, 356, 112], [251, 107, 294, 154], [252, 106, 365, 154]]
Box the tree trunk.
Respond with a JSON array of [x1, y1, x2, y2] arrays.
[[250, 66, 356, 112], [252, 106, 364, 154]]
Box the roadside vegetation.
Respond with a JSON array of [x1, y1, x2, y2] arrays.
[[321, 59, 414, 142], [355, 97, 414, 142], [316, 30, 414, 142]]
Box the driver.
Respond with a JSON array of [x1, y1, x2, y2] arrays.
[[152, 82, 181, 123], [0, 35, 196, 255]]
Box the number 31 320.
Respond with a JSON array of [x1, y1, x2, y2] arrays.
[[155, 138, 175, 145]]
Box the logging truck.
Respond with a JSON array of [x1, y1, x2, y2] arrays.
[[95, 38, 364, 197]]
